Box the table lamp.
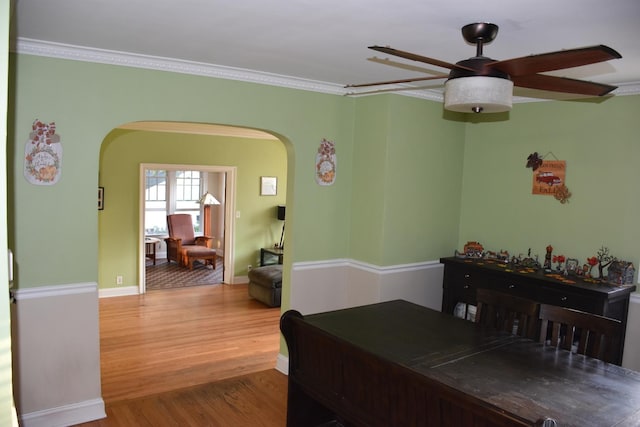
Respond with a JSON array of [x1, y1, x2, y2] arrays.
[[199, 192, 220, 237], [277, 205, 285, 249]]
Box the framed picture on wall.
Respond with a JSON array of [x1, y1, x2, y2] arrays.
[[260, 176, 277, 196], [98, 187, 104, 210]]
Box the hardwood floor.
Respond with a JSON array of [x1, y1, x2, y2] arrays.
[[75, 283, 286, 426], [76, 370, 288, 427]]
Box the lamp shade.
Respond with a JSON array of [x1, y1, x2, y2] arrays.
[[277, 205, 286, 221], [444, 76, 513, 113], [198, 192, 220, 206]]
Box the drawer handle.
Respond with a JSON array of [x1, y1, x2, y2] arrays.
[[508, 284, 515, 289], [463, 285, 471, 289], [560, 296, 568, 302], [464, 274, 470, 279]]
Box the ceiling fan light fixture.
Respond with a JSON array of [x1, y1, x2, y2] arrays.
[[444, 76, 513, 113]]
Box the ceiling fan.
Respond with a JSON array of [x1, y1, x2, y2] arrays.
[[346, 22, 622, 113]]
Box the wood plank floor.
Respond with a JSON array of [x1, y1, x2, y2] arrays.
[[74, 283, 287, 426]]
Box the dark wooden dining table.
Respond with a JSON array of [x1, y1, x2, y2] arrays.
[[280, 300, 640, 427]]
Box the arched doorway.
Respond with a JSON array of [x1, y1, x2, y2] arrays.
[[97, 120, 288, 401], [99, 120, 286, 295]]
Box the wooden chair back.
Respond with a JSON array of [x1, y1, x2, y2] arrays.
[[538, 304, 622, 363], [475, 288, 540, 339]]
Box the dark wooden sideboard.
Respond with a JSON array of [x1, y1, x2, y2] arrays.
[[440, 256, 636, 364]]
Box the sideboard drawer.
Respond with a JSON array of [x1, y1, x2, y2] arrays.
[[444, 267, 487, 289], [441, 265, 489, 311], [485, 274, 538, 300], [537, 287, 600, 314]]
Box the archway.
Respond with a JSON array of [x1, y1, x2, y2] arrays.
[[99, 120, 287, 295]]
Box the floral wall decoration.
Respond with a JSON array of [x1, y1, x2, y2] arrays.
[[24, 119, 62, 185], [315, 138, 336, 186], [526, 151, 571, 204]]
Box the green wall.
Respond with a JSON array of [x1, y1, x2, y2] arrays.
[[98, 129, 287, 287], [350, 95, 466, 265], [9, 52, 640, 292], [458, 95, 640, 269], [9, 54, 356, 291]]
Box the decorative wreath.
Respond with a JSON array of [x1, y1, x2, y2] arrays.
[[25, 145, 60, 183], [316, 157, 335, 184]]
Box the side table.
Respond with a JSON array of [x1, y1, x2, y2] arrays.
[[145, 237, 161, 265], [260, 247, 284, 266]]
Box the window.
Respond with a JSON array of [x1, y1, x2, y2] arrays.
[[145, 170, 167, 235], [145, 169, 204, 236], [174, 170, 202, 232]]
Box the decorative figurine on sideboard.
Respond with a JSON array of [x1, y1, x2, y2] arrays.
[[608, 261, 635, 285], [586, 257, 598, 278], [520, 248, 541, 269], [543, 245, 553, 272], [464, 241, 484, 258], [455, 241, 485, 258], [596, 246, 617, 281], [497, 250, 510, 262], [552, 254, 566, 272]]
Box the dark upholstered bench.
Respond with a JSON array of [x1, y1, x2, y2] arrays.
[[248, 264, 282, 307]]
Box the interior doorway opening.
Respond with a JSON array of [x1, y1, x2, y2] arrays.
[[139, 163, 237, 293]]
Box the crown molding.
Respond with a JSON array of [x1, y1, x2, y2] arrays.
[[13, 38, 347, 95], [610, 81, 640, 96], [12, 38, 640, 101]]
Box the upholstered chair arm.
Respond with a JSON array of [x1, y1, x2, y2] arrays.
[[165, 237, 183, 246], [195, 236, 214, 248]]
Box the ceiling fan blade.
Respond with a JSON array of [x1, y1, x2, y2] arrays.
[[489, 45, 621, 76], [369, 46, 475, 72], [345, 74, 447, 88], [512, 74, 617, 96], [345, 84, 440, 96]]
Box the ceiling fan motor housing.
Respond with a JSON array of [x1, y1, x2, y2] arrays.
[[445, 56, 513, 113], [448, 57, 510, 80], [444, 57, 513, 113]]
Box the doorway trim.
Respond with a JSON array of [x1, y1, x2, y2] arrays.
[[139, 163, 238, 293]]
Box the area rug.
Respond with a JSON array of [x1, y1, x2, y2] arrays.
[[146, 258, 223, 290]]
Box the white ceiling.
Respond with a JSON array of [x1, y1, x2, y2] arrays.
[[10, 0, 640, 100]]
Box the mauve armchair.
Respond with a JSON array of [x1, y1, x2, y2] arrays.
[[165, 214, 216, 269]]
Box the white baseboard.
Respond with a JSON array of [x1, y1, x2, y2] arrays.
[[99, 285, 139, 298], [20, 398, 105, 427], [276, 353, 289, 375], [234, 275, 249, 284]]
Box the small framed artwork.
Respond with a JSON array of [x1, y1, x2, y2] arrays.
[[260, 176, 277, 196], [565, 258, 579, 274], [98, 187, 104, 210]]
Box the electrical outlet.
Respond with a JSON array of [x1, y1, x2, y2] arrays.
[[116, 275, 123, 285]]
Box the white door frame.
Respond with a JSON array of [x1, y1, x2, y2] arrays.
[[138, 163, 237, 293]]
